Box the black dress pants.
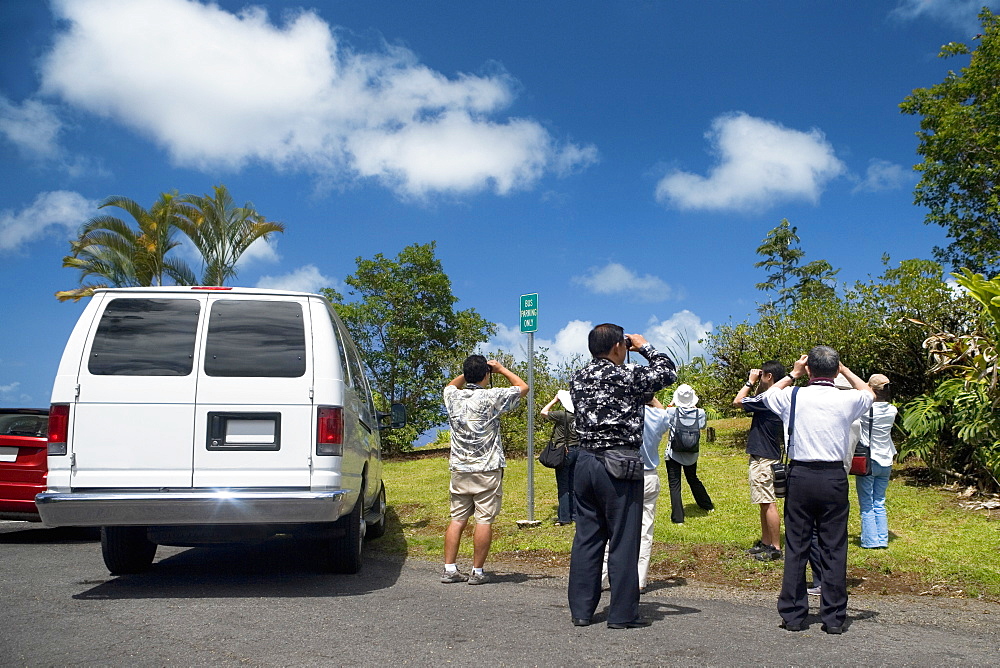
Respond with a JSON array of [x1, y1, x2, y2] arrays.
[[778, 461, 849, 629], [567, 449, 642, 625], [664, 457, 714, 523]]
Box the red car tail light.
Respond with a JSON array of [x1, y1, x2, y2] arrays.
[[48, 403, 69, 455], [316, 406, 343, 456]]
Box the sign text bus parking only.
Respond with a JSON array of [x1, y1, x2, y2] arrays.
[[519, 293, 540, 526]]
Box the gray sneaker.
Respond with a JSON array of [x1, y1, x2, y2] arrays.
[[441, 568, 469, 583], [753, 545, 782, 562], [807, 585, 822, 596], [467, 571, 490, 585]]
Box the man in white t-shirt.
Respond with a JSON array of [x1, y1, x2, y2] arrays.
[[745, 345, 873, 635]]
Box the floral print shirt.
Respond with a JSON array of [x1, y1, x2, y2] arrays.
[[570, 345, 677, 450], [444, 383, 522, 472]]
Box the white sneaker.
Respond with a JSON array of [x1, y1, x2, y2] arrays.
[[467, 571, 490, 585], [807, 585, 822, 596], [441, 568, 469, 583]]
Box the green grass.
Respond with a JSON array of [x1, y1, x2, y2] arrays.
[[377, 419, 1000, 600]]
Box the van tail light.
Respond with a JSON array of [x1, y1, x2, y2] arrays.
[[316, 406, 343, 456], [48, 403, 69, 456]]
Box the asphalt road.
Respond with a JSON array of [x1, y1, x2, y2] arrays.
[[2, 520, 998, 667]]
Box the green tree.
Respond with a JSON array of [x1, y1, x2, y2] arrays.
[[707, 257, 969, 415], [57, 192, 195, 301], [322, 241, 495, 454], [848, 257, 975, 400], [178, 184, 285, 286], [902, 269, 1000, 489], [481, 347, 585, 457], [754, 219, 839, 312], [900, 8, 1000, 274], [754, 219, 804, 312]]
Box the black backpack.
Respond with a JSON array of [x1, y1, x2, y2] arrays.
[[671, 407, 701, 453]]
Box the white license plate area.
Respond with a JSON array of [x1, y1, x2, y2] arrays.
[[206, 412, 281, 451], [226, 419, 276, 444], [0, 446, 17, 462]]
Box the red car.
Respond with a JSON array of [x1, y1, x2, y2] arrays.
[[0, 408, 49, 521]]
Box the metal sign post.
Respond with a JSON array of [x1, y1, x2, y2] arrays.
[[518, 293, 540, 528]]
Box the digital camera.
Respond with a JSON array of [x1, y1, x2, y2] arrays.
[[771, 462, 788, 498]]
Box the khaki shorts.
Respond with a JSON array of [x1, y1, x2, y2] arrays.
[[450, 469, 504, 523], [749, 456, 779, 504]]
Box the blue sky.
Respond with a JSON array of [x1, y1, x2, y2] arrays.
[[1, 0, 994, 408]]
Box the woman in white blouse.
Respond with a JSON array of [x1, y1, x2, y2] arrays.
[[856, 374, 898, 549]]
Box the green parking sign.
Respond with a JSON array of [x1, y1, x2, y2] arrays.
[[520, 293, 538, 333]]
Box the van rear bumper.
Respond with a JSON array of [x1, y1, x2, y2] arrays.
[[34, 489, 349, 527]]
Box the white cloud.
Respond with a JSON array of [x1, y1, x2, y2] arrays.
[[0, 191, 95, 251], [572, 263, 673, 302], [852, 159, 911, 193], [0, 95, 62, 160], [642, 310, 713, 365], [891, 0, 999, 33], [255, 264, 340, 294], [484, 320, 592, 365], [0, 382, 20, 397], [237, 237, 281, 267], [656, 112, 845, 212], [40, 0, 597, 197], [485, 312, 712, 367], [0, 94, 109, 178]]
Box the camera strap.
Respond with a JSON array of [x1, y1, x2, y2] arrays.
[[785, 386, 799, 464]]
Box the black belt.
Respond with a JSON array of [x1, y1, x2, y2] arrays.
[[583, 445, 640, 454], [790, 460, 843, 469]]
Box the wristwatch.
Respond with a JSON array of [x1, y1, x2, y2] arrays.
[[744, 381, 754, 388]]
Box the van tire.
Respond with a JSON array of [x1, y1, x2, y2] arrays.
[[365, 482, 387, 540], [101, 526, 157, 574], [329, 493, 365, 574]]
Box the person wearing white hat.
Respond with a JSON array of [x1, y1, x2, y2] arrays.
[[663, 384, 714, 524], [541, 389, 580, 525]]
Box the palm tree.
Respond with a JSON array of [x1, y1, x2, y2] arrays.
[[178, 185, 285, 286], [56, 192, 195, 301]]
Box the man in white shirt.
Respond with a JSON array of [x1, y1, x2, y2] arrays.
[[744, 346, 873, 635]]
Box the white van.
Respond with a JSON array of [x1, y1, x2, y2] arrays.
[[36, 286, 403, 574]]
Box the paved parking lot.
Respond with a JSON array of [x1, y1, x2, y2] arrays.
[[2, 520, 999, 666]]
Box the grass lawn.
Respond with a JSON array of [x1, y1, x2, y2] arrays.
[[376, 417, 1000, 601]]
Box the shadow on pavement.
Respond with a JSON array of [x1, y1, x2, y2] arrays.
[[800, 606, 879, 631], [640, 600, 702, 620], [583, 600, 702, 624], [645, 576, 688, 593], [490, 571, 558, 584], [71, 505, 408, 600], [0, 524, 100, 543]]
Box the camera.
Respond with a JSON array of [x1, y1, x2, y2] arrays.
[[771, 462, 788, 498]]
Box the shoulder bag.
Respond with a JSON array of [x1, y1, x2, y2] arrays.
[[850, 407, 874, 476], [538, 416, 568, 468]]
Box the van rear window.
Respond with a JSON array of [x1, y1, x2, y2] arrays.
[[89, 298, 201, 376], [204, 300, 307, 377]]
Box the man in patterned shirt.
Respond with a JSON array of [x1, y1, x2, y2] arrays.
[[568, 323, 677, 628], [441, 354, 529, 585]]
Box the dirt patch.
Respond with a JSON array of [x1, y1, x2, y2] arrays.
[[485, 541, 989, 601]]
